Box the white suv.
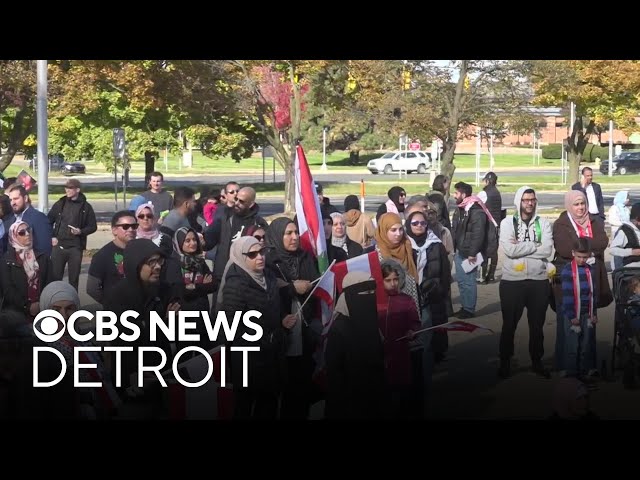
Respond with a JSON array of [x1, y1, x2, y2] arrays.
[[367, 151, 431, 174]]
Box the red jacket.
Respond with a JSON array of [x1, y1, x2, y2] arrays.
[[377, 292, 421, 387]]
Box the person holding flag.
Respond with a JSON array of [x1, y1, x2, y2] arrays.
[[265, 217, 320, 419]]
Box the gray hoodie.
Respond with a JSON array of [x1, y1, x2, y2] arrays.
[[499, 186, 553, 281]]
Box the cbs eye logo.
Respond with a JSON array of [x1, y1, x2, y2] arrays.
[[32, 310, 66, 342]]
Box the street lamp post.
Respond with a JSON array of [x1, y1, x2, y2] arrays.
[[320, 127, 328, 172]]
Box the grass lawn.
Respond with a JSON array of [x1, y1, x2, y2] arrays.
[[6, 150, 563, 178]]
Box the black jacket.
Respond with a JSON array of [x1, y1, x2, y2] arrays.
[[571, 181, 605, 220], [452, 203, 487, 258], [103, 239, 181, 392], [327, 237, 364, 263], [221, 264, 287, 391], [415, 242, 451, 326], [0, 246, 54, 316], [209, 204, 268, 281], [483, 184, 503, 225], [47, 193, 97, 250]]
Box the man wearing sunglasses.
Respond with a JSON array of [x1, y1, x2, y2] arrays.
[[87, 210, 138, 304], [47, 179, 97, 291], [209, 186, 267, 288]]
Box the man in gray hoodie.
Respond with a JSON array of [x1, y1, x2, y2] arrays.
[[498, 186, 553, 380]]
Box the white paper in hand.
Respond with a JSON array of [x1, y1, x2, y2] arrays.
[[461, 253, 483, 273]]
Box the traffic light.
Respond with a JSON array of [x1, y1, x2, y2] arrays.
[[402, 69, 411, 91], [347, 72, 357, 92]]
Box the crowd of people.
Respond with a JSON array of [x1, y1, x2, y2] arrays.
[[0, 165, 638, 420]]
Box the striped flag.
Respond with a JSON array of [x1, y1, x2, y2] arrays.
[[294, 143, 328, 273], [166, 346, 234, 420], [311, 251, 387, 388], [435, 320, 494, 334]]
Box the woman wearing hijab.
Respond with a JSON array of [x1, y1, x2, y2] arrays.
[[366, 212, 419, 313], [552, 190, 610, 376], [0, 221, 53, 320], [135, 202, 173, 256], [608, 190, 630, 238], [265, 217, 321, 420], [376, 186, 407, 223], [328, 212, 363, 261], [406, 207, 451, 365], [324, 272, 387, 419], [39, 281, 118, 419], [219, 236, 296, 419], [173, 227, 214, 312], [343, 195, 375, 248]]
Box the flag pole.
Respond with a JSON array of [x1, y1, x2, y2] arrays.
[[296, 259, 337, 316], [395, 319, 493, 341]]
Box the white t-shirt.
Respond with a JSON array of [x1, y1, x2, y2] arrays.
[[586, 185, 599, 215]]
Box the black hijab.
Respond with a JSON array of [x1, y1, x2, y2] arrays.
[[265, 217, 302, 280], [405, 211, 428, 247], [387, 186, 406, 213]]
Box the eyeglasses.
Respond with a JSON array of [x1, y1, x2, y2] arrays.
[[16, 227, 32, 236], [399, 193, 407, 197], [411, 221, 428, 227], [253, 235, 265, 242], [117, 223, 139, 231], [137, 214, 154, 220], [521, 198, 537, 204], [146, 257, 165, 268], [227, 189, 238, 195], [244, 248, 268, 260]]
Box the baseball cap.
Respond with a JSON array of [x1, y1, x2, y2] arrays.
[[483, 172, 498, 182], [65, 178, 81, 189]]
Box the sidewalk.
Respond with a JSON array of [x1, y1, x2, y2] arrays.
[[436, 249, 640, 420]]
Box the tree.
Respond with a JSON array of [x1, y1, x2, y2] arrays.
[[531, 60, 640, 183], [226, 60, 329, 213], [47, 60, 255, 176], [0, 61, 36, 172], [397, 60, 533, 188]]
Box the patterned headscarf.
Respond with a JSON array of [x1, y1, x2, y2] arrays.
[[9, 221, 39, 282]]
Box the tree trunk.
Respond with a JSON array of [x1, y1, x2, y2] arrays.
[[144, 151, 156, 177], [285, 150, 296, 214], [568, 151, 582, 185], [440, 139, 457, 197]]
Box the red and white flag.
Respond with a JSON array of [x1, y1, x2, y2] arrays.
[[167, 345, 234, 420], [294, 144, 328, 272], [435, 320, 494, 334], [314, 251, 386, 334], [311, 251, 387, 388]]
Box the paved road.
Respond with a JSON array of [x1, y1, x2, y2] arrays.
[[87, 190, 640, 223]]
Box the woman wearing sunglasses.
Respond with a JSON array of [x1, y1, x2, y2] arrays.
[[405, 207, 452, 412], [135, 202, 172, 256], [242, 224, 267, 247], [218, 236, 296, 419], [0, 221, 54, 320]]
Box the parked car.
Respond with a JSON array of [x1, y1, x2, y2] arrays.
[[600, 152, 640, 175], [29, 154, 86, 175], [367, 151, 431, 174]]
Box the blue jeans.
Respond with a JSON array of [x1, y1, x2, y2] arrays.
[[564, 314, 596, 376], [454, 252, 477, 313]]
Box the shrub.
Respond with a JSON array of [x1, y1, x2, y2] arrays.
[[542, 143, 562, 159]]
